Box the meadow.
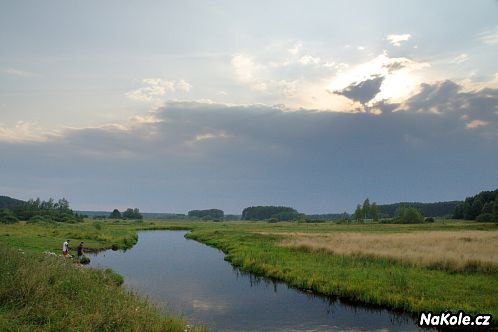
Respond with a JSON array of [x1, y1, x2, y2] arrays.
[[0, 219, 497, 328]]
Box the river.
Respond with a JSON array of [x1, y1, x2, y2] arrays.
[[89, 230, 422, 331]]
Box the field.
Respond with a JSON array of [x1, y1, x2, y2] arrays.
[[1, 219, 497, 328]]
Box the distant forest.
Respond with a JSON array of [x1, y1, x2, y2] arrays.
[[453, 189, 498, 222], [0, 197, 83, 224], [188, 209, 224, 220], [242, 206, 303, 221], [2, 189, 497, 222], [376, 201, 462, 218], [0, 195, 24, 209]]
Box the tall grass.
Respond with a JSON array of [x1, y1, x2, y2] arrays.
[[280, 230, 498, 273], [0, 243, 207, 331], [187, 227, 498, 322]]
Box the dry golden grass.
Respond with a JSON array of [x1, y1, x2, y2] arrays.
[[280, 230, 498, 272]]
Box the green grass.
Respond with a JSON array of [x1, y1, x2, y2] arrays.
[[1, 218, 497, 328], [185, 226, 497, 319], [0, 243, 207, 331]]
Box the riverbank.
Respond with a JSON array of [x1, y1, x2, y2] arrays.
[[1, 219, 497, 328], [185, 221, 498, 324], [0, 242, 207, 331]]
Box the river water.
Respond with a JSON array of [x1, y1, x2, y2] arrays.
[[89, 230, 422, 331]]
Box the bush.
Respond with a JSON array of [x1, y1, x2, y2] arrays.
[[476, 213, 494, 222], [394, 205, 424, 224], [80, 256, 91, 264], [425, 217, 435, 223], [27, 215, 54, 223], [0, 209, 19, 224]]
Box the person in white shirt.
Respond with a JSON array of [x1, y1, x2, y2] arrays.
[[63, 240, 70, 257]]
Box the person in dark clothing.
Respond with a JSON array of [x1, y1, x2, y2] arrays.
[[77, 242, 84, 262]]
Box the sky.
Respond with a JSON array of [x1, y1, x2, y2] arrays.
[[1, 0, 497, 214]]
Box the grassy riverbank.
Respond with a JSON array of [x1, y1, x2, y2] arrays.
[[1, 219, 497, 328], [185, 220, 498, 323], [0, 220, 208, 331], [0, 243, 206, 331]]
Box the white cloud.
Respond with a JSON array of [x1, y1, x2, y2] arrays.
[[126, 78, 192, 102], [175, 79, 192, 92], [328, 52, 430, 105], [0, 121, 56, 142], [323, 61, 336, 68], [3, 68, 41, 78], [299, 55, 321, 65], [288, 42, 303, 55], [478, 26, 498, 45], [451, 53, 469, 64], [387, 34, 412, 47], [466, 119, 489, 129], [193, 131, 230, 142], [231, 54, 267, 91]]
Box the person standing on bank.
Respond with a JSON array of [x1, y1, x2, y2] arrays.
[[77, 242, 84, 262], [63, 240, 70, 257]]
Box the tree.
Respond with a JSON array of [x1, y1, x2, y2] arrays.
[[241, 206, 299, 220], [122, 208, 143, 220], [370, 202, 379, 221], [0, 209, 18, 224], [353, 204, 363, 222], [494, 196, 498, 222], [188, 209, 224, 220], [362, 198, 370, 219], [394, 205, 424, 224], [453, 202, 464, 219], [109, 209, 122, 219]]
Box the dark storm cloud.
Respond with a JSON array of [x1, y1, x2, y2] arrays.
[[398, 80, 498, 129], [335, 75, 385, 104], [1, 80, 497, 213]]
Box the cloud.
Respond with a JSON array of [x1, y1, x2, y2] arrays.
[[126, 78, 192, 102], [231, 54, 267, 91], [478, 26, 498, 45], [451, 53, 469, 64], [396, 80, 498, 133], [1, 86, 497, 213], [288, 42, 303, 55], [387, 34, 412, 47], [466, 119, 489, 129], [299, 55, 321, 65], [3, 68, 41, 78], [335, 75, 385, 105], [327, 52, 430, 106], [0, 121, 56, 142]]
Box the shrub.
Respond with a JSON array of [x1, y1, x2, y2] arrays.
[[476, 213, 494, 222], [0, 209, 19, 224], [425, 217, 435, 223], [80, 256, 91, 264], [394, 205, 424, 224], [27, 215, 54, 223]]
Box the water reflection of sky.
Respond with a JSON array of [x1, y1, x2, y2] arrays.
[[90, 231, 422, 331]]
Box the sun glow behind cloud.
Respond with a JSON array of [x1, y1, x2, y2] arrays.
[[328, 52, 430, 106]]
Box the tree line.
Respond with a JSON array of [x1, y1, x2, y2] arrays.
[[453, 189, 498, 222], [377, 201, 460, 218], [241, 206, 303, 221], [0, 197, 83, 224], [188, 209, 224, 220], [109, 208, 143, 220]]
